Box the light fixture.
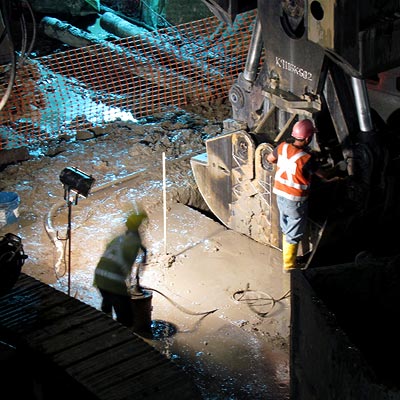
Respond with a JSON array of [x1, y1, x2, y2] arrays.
[[59, 166, 95, 202]]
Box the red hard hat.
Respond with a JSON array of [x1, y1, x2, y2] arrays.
[[291, 119, 316, 140]]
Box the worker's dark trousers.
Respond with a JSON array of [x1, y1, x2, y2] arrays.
[[99, 288, 134, 327]]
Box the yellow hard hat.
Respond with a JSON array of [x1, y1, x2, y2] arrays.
[[126, 208, 148, 231]]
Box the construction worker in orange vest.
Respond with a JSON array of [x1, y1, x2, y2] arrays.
[[94, 207, 148, 326], [267, 119, 342, 272]]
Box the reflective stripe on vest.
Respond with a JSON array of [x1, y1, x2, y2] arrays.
[[94, 234, 136, 291], [273, 143, 311, 201], [95, 266, 125, 283]]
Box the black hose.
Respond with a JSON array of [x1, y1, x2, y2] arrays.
[[0, 0, 37, 111], [21, 0, 37, 58], [232, 288, 291, 317], [140, 285, 218, 316], [0, 0, 16, 112]]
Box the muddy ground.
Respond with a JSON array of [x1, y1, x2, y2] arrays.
[[0, 101, 291, 399]]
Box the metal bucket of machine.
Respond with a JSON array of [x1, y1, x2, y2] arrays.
[[131, 289, 153, 334], [0, 192, 20, 228]]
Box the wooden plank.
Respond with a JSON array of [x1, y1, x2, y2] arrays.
[[0, 297, 72, 331], [66, 339, 159, 380], [23, 303, 103, 344], [0, 279, 51, 314], [37, 316, 121, 355], [99, 362, 201, 400], [52, 326, 135, 367], [0, 295, 79, 331], [0, 275, 68, 316], [0, 273, 202, 399], [75, 350, 172, 389]]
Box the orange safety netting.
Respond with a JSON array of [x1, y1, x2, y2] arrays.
[[0, 11, 256, 151]]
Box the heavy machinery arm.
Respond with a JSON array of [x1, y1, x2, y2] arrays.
[[191, 0, 400, 266]]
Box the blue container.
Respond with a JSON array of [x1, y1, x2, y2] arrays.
[[0, 192, 20, 227]]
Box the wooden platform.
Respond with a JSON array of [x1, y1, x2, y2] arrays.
[[0, 273, 202, 399]]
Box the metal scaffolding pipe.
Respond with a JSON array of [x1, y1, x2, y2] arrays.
[[243, 15, 263, 83], [351, 77, 373, 132]]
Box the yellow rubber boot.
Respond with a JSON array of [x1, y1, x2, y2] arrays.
[[282, 240, 298, 273]]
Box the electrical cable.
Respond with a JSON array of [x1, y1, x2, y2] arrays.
[[140, 284, 218, 316], [232, 288, 291, 317], [22, 0, 36, 57], [7, 0, 28, 64], [14, 0, 37, 67], [57, 235, 69, 279], [0, 0, 17, 112], [0, 0, 36, 112], [134, 284, 217, 335], [140, 0, 172, 29]]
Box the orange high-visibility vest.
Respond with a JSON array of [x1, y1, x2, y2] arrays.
[[273, 142, 312, 201]]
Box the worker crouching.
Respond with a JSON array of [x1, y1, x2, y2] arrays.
[[94, 207, 148, 327]]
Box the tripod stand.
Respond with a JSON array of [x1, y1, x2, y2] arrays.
[[64, 187, 79, 297]]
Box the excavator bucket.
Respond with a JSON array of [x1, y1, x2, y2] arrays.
[[191, 126, 281, 249]]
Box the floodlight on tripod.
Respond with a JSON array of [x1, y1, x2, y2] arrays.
[[59, 166, 95, 296]]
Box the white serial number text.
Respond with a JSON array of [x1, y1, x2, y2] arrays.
[[275, 57, 313, 81]]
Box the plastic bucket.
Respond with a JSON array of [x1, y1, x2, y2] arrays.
[[0, 192, 20, 228]]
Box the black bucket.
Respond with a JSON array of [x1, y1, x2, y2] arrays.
[[131, 289, 153, 334]]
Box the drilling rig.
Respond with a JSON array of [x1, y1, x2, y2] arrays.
[[191, 0, 400, 267]]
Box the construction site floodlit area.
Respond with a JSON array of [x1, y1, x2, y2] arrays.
[[1, 1, 400, 400]]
